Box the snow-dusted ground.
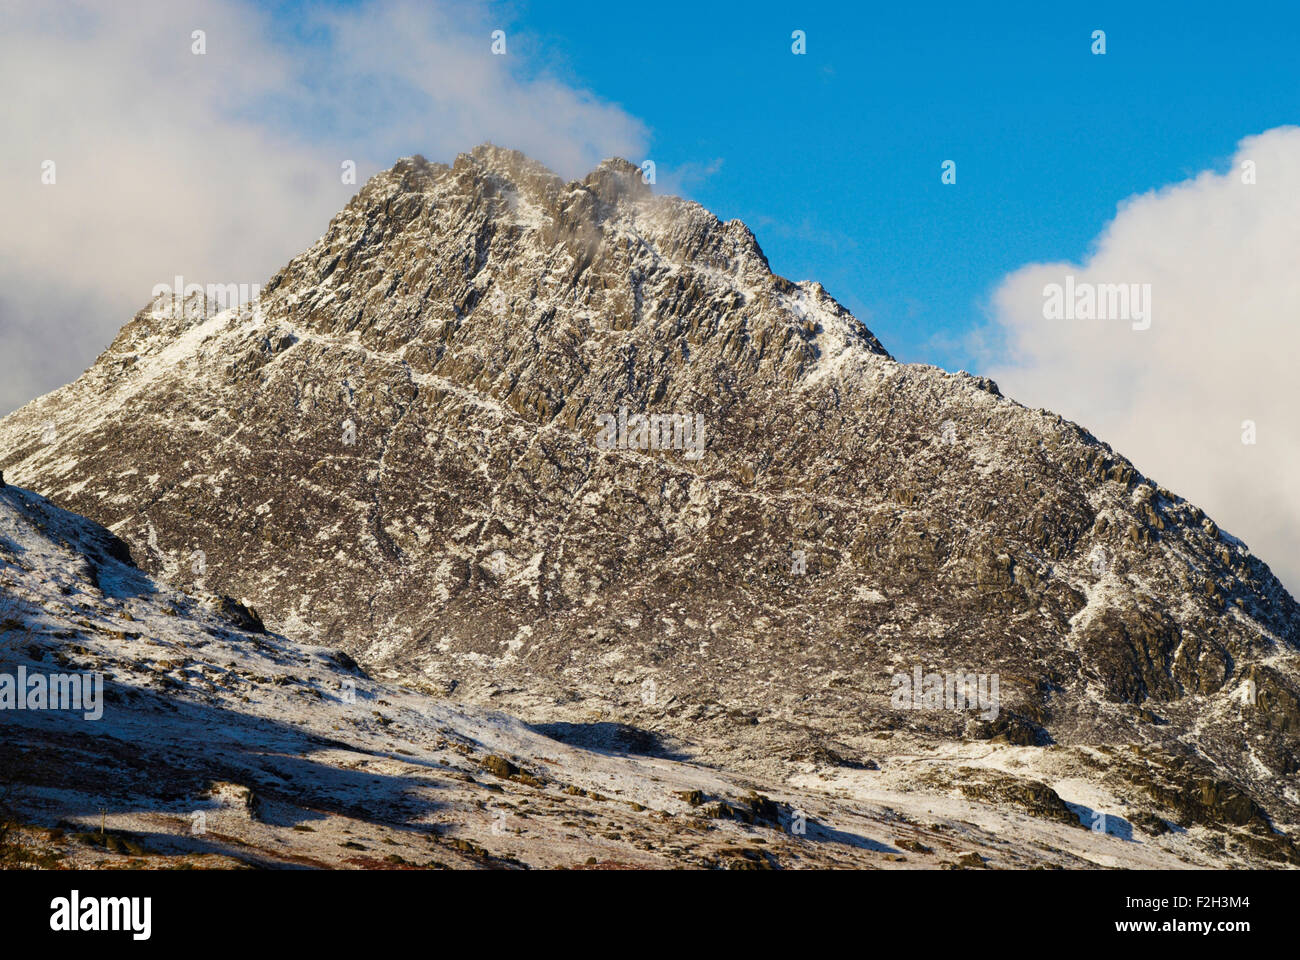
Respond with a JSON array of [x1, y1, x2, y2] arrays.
[[0, 481, 1206, 869]]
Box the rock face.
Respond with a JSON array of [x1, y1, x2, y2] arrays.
[[2, 144, 1299, 860]]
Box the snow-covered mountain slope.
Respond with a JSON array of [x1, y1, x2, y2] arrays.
[[1, 480, 1232, 870], [1, 145, 1298, 865]]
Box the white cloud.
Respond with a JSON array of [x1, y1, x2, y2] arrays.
[[984, 126, 1300, 592], [0, 0, 647, 415]]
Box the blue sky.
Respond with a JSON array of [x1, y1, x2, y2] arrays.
[[260, 0, 1300, 372]]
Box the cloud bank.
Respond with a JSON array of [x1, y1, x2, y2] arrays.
[[985, 126, 1300, 592], [0, 0, 647, 415]]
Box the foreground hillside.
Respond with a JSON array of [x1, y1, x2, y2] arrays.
[[0, 480, 1270, 869]]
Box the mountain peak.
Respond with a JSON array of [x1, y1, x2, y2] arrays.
[[459, 142, 563, 190], [580, 156, 653, 204], [383, 145, 651, 212], [253, 144, 889, 390]]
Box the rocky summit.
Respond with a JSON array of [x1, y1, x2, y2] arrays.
[[2, 144, 1299, 867]]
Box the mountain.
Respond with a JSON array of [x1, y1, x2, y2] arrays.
[[2, 144, 1298, 865]]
